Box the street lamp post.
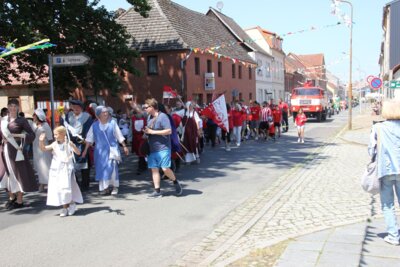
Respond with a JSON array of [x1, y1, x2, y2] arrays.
[[342, 52, 366, 115], [334, 0, 353, 130]]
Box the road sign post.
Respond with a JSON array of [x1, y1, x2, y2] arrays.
[[48, 53, 90, 129], [48, 55, 55, 129], [370, 77, 382, 90]]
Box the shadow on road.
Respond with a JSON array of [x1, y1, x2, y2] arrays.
[[0, 131, 333, 215]]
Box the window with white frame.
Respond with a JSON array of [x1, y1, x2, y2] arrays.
[[266, 62, 271, 78], [257, 60, 263, 77]]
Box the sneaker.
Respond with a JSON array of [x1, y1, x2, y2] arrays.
[[255, 136, 259, 141], [111, 187, 119, 195], [147, 191, 162, 199], [301, 139, 305, 143], [384, 235, 400, 245], [60, 208, 68, 217], [297, 138, 301, 143], [68, 203, 77, 216], [174, 181, 183, 196], [236, 143, 240, 147]]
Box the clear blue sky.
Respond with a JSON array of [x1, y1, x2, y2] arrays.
[[100, 0, 388, 83]]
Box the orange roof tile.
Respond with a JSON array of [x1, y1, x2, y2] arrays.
[[0, 61, 48, 86]]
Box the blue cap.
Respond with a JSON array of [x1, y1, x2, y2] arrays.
[[69, 99, 84, 108]]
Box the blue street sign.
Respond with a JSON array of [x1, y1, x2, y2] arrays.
[[370, 77, 382, 89]]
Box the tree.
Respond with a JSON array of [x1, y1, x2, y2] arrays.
[[0, 0, 151, 97]]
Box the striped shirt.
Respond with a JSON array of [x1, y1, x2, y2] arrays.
[[260, 107, 272, 122]]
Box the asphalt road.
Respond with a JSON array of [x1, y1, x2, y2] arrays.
[[0, 111, 350, 266]]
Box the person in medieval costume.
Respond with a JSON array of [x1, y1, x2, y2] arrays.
[[0, 98, 37, 210], [63, 99, 94, 192], [32, 108, 53, 192], [39, 126, 83, 217], [174, 101, 200, 163], [131, 105, 147, 175], [82, 106, 129, 195]]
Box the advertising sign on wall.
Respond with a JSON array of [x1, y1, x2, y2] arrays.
[[205, 72, 215, 90]]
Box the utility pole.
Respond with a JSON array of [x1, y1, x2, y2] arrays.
[[334, 0, 353, 130]]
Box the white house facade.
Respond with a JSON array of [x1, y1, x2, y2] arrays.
[[379, 0, 400, 99], [248, 51, 274, 103], [245, 27, 285, 103]]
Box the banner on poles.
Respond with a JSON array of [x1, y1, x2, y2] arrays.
[[202, 94, 229, 132]]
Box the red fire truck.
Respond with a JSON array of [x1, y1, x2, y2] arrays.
[[290, 84, 328, 122]]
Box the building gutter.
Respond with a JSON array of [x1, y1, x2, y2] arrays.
[[181, 49, 193, 100]]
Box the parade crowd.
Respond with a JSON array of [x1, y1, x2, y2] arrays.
[[0, 97, 301, 217]]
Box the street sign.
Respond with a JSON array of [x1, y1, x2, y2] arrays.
[[367, 75, 376, 83], [52, 53, 90, 67], [390, 80, 400, 89], [48, 53, 90, 129], [370, 77, 382, 89]]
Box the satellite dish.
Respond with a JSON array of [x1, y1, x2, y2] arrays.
[[216, 1, 224, 12]]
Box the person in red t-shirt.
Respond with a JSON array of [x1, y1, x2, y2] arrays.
[[278, 98, 289, 132], [232, 103, 245, 147], [249, 101, 261, 140], [272, 105, 282, 138], [268, 117, 275, 141], [295, 108, 307, 143]]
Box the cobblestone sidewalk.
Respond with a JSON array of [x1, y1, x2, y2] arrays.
[[175, 113, 383, 266]]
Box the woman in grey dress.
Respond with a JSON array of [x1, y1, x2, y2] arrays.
[[0, 99, 37, 210]]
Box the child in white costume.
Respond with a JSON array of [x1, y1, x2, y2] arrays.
[[39, 126, 83, 217]]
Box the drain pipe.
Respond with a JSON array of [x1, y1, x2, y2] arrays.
[[181, 49, 193, 101]]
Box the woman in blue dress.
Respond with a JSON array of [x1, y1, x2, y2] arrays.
[[82, 106, 129, 195]]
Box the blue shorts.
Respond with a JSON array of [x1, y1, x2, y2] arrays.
[[147, 150, 171, 169]]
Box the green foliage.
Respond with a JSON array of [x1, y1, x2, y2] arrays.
[[127, 0, 152, 18], [0, 0, 151, 96]]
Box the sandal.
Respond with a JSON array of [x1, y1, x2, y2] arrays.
[[100, 188, 111, 196], [5, 198, 17, 210], [8, 202, 24, 210]]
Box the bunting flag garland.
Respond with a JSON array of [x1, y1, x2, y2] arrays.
[[0, 39, 56, 59], [192, 47, 256, 68], [191, 21, 344, 66], [193, 22, 344, 55], [297, 54, 349, 73]]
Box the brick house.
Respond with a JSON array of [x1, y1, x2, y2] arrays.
[[116, 0, 256, 106], [284, 53, 328, 102], [0, 65, 49, 115], [294, 53, 327, 91], [284, 53, 307, 99]]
